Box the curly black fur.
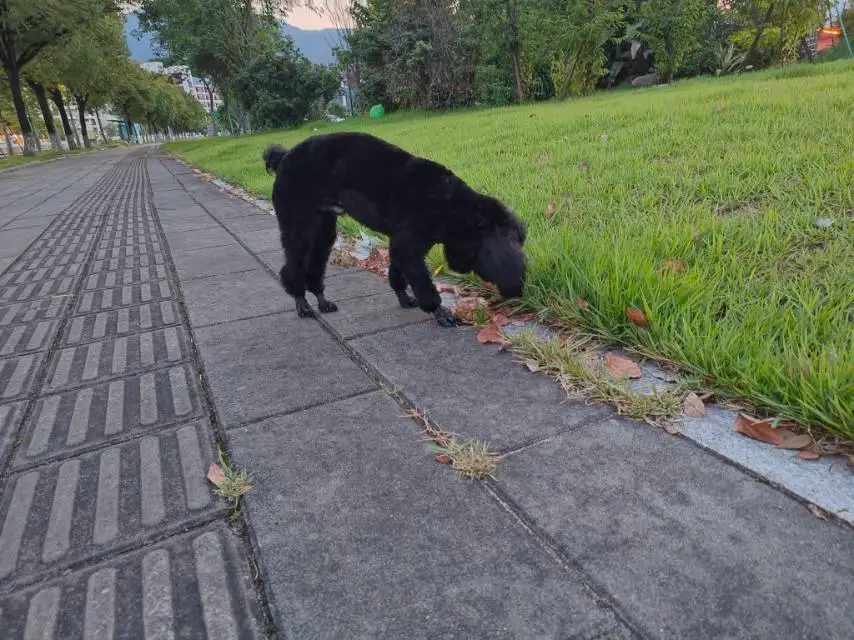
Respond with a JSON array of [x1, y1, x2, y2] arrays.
[[265, 131, 527, 327]]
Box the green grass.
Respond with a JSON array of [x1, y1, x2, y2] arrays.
[[164, 61, 854, 438]]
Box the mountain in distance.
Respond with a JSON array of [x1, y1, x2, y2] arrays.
[[124, 12, 339, 66]]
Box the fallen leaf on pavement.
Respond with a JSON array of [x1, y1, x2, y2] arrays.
[[807, 504, 828, 521], [797, 451, 821, 460], [777, 433, 812, 450], [454, 295, 486, 322], [207, 463, 226, 487], [626, 307, 648, 327], [733, 414, 782, 445], [524, 361, 539, 373], [476, 324, 506, 346], [544, 203, 556, 220], [664, 423, 681, 435], [682, 392, 707, 417], [487, 311, 509, 327], [603, 352, 642, 379], [435, 454, 451, 465]]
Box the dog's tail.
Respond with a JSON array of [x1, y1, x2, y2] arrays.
[[263, 144, 288, 175]]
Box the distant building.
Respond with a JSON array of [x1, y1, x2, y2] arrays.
[[138, 61, 223, 114]]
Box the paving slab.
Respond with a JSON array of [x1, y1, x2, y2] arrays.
[[495, 418, 854, 640], [170, 243, 261, 281], [163, 226, 238, 253], [195, 312, 376, 427], [179, 268, 288, 327], [0, 421, 221, 588], [13, 364, 204, 469], [323, 292, 435, 339], [233, 228, 281, 254], [352, 322, 611, 450], [0, 401, 25, 467], [0, 352, 46, 402], [73, 280, 174, 315], [229, 391, 630, 640], [0, 523, 263, 639], [0, 320, 58, 357], [62, 301, 181, 346]]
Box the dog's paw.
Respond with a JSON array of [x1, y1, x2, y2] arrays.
[[295, 299, 315, 318], [396, 292, 418, 309], [318, 299, 338, 314], [433, 307, 458, 328]]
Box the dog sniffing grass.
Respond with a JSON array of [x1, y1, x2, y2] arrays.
[[165, 61, 854, 438], [263, 132, 527, 327]]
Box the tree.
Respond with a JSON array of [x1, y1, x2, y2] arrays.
[[638, 0, 712, 83], [0, 0, 116, 154], [233, 35, 340, 128], [58, 12, 128, 147]]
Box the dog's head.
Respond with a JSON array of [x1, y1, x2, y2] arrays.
[[446, 197, 527, 300], [263, 144, 288, 175]]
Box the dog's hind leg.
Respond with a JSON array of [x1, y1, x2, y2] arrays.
[[279, 222, 315, 318], [305, 213, 338, 314], [390, 235, 457, 327], [388, 260, 418, 309]]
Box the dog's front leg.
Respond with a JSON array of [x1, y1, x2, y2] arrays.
[[390, 237, 457, 328]]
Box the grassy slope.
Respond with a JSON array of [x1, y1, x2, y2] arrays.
[[164, 61, 854, 437]]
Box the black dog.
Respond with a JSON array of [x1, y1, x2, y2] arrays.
[[264, 131, 526, 327]]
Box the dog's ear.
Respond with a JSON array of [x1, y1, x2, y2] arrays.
[[263, 144, 288, 175]]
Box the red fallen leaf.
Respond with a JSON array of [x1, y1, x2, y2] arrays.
[[476, 324, 506, 346], [603, 352, 642, 379], [207, 463, 226, 487], [660, 259, 685, 273], [626, 307, 648, 327], [807, 504, 828, 521], [483, 282, 499, 294], [454, 295, 486, 322], [535, 152, 549, 165], [435, 454, 451, 465], [488, 313, 510, 327], [575, 298, 589, 310], [544, 203, 556, 220], [777, 433, 812, 450], [797, 451, 821, 460], [733, 414, 783, 445]]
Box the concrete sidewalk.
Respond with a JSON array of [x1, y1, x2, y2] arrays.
[[0, 147, 852, 639]]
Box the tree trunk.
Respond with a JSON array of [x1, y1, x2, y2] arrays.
[[50, 88, 77, 150], [746, 2, 776, 67], [75, 95, 91, 148], [508, 0, 525, 101], [28, 81, 62, 152], [6, 67, 38, 155], [2, 124, 14, 157], [95, 109, 109, 144]]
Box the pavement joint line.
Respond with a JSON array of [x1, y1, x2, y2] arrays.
[[494, 409, 615, 457], [0, 510, 227, 597], [481, 478, 651, 640], [0, 155, 145, 490], [144, 154, 279, 636], [4, 413, 207, 474]]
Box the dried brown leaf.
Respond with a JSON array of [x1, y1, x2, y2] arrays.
[[733, 414, 783, 445], [476, 324, 506, 346], [807, 504, 828, 521], [535, 152, 549, 165], [207, 463, 226, 488], [777, 433, 812, 450], [435, 454, 451, 465], [660, 259, 686, 273], [487, 311, 509, 327], [664, 423, 681, 435], [575, 297, 589, 310], [626, 307, 648, 327], [524, 361, 539, 373], [797, 451, 821, 460], [603, 352, 642, 379], [544, 203, 556, 220], [682, 392, 707, 418]]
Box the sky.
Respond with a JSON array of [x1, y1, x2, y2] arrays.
[[287, 6, 335, 30]]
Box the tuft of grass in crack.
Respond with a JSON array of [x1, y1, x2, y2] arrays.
[[510, 330, 683, 426], [213, 448, 253, 515], [406, 408, 501, 480]]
